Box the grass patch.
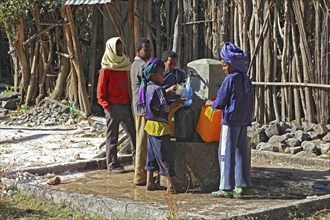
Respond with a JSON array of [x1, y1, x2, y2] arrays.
[[0, 193, 106, 220]]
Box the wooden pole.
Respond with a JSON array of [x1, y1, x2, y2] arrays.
[[65, 5, 91, 114], [88, 6, 99, 106], [192, 0, 199, 60]]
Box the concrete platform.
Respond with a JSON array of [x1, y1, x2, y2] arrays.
[[15, 150, 330, 220]]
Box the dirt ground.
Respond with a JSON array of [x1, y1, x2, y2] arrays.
[[1, 120, 329, 219], [0, 122, 105, 171]]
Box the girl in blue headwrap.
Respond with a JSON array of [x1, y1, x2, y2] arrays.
[[206, 42, 253, 198], [139, 58, 184, 193]]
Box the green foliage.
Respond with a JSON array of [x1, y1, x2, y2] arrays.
[[4, 86, 13, 93], [20, 103, 29, 111], [0, 0, 61, 39], [0, 0, 29, 38]]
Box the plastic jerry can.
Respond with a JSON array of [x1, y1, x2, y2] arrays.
[[196, 104, 222, 142], [174, 106, 194, 142]]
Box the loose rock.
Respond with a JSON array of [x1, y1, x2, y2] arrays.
[[313, 124, 329, 136], [285, 138, 300, 148], [295, 130, 311, 142], [322, 133, 330, 142], [256, 142, 278, 152], [319, 143, 330, 155]]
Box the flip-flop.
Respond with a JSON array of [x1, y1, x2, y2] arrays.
[[146, 183, 166, 191], [110, 167, 125, 173]]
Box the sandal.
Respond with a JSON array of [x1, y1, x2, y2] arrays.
[[146, 183, 166, 191], [110, 166, 125, 173], [233, 187, 244, 198], [211, 190, 233, 198]]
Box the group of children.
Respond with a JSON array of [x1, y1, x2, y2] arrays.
[[97, 37, 253, 197]]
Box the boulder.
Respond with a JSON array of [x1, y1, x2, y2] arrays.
[[285, 138, 301, 148], [278, 121, 291, 134], [256, 142, 278, 152], [308, 131, 322, 140], [295, 151, 318, 157], [301, 141, 321, 155], [322, 133, 330, 142], [248, 130, 268, 145], [268, 133, 292, 146], [319, 143, 330, 155], [0, 108, 8, 116], [294, 130, 311, 142], [286, 146, 303, 154], [265, 123, 280, 138], [302, 121, 316, 132], [277, 142, 289, 153], [291, 123, 303, 133], [0, 91, 19, 101], [2, 98, 19, 110], [250, 121, 261, 130], [313, 124, 329, 136]]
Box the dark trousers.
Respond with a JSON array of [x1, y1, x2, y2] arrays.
[[104, 104, 136, 169], [145, 134, 175, 176]]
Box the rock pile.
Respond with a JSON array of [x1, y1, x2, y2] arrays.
[[2, 98, 75, 127], [248, 121, 330, 158]]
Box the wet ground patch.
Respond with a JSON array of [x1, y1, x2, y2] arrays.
[[14, 153, 330, 220]]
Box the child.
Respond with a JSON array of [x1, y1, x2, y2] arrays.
[[130, 38, 152, 186], [161, 50, 187, 137], [97, 37, 136, 173], [138, 58, 184, 193], [206, 42, 253, 198]]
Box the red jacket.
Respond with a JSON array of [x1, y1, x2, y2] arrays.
[[97, 69, 131, 110]]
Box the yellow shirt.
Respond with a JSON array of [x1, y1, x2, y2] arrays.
[[144, 120, 170, 136]]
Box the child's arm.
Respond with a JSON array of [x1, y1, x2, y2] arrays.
[[97, 69, 110, 111], [212, 77, 232, 110]]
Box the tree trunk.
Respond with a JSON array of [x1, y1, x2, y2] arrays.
[[88, 6, 99, 106], [134, 0, 143, 40], [192, 0, 199, 60], [14, 18, 31, 103], [128, 0, 135, 61], [25, 41, 40, 105]]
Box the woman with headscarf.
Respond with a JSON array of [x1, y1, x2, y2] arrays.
[[138, 58, 184, 193], [206, 42, 253, 198], [97, 37, 136, 173]]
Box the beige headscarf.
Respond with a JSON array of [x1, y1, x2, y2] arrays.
[[101, 37, 131, 71]]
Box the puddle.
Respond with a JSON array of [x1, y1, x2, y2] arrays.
[[43, 163, 330, 218]]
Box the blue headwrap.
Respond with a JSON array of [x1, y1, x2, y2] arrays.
[[220, 42, 251, 94], [137, 58, 165, 111]]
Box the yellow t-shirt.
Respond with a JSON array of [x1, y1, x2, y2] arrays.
[[144, 120, 170, 136]]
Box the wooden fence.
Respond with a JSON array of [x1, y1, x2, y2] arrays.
[[2, 0, 329, 124]]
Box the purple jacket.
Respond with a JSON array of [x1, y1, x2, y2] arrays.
[[145, 82, 175, 123]]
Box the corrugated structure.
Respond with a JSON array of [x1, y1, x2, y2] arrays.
[[63, 0, 112, 5]]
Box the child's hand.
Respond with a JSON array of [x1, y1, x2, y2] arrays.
[[166, 85, 177, 93], [177, 97, 187, 104], [205, 100, 213, 106]]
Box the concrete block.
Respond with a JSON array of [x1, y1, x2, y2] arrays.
[[171, 142, 220, 193]]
